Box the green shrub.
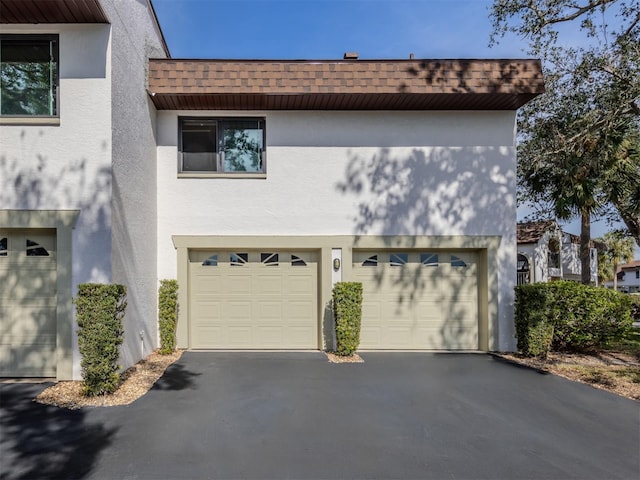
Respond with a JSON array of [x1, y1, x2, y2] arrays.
[[515, 282, 632, 356], [629, 294, 640, 322], [514, 285, 554, 357], [158, 279, 179, 354], [333, 282, 363, 356], [74, 283, 127, 396]]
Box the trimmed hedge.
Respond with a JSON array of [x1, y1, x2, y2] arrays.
[[158, 279, 179, 354], [74, 283, 127, 396], [515, 282, 632, 357], [333, 282, 363, 356]]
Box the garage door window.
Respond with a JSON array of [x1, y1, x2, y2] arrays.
[[362, 254, 378, 266], [390, 253, 408, 267], [261, 253, 279, 266], [230, 253, 248, 266], [0, 237, 6, 256], [421, 253, 438, 267], [451, 255, 467, 267], [291, 254, 307, 266], [202, 254, 218, 266], [26, 239, 49, 256]]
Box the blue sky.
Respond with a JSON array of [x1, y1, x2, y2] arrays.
[[153, 0, 529, 59], [152, 0, 633, 248]]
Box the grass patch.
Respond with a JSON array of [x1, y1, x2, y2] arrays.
[[605, 327, 640, 358]]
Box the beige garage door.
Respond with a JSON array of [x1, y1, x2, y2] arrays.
[[189, 250, 318, 349], [0, 229, 57, 377], [353, 250, 479, 350]]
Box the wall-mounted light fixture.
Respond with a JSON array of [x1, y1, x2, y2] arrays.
[[333, 258, 341, 271]]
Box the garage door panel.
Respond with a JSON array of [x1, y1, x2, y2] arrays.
[[255, 275, 282, 295], [226, 301, 252, 319], [285, 300, 315, 321], [256, 301, 282, 319], [228, 275, 252, 294], [0, 306, 57, 336], [355, 250, 479, 350]]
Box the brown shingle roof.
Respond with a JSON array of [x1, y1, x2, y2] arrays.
[[0, 0, 109, 23], [147, 58, 544, 111], [517, 220, 557, 244]]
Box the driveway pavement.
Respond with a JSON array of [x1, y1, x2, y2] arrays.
[[1, 352, 639, 479]]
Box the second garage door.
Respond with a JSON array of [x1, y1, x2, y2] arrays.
[[353, 250, 479, 350], [0, 229, 57, 377], [189, 250, 318, 349]]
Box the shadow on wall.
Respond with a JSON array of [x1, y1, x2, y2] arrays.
[[335, 146, 515, 348], [0, 131, 112, 285], [336, 147, 514, 237], [0, 383, 117, 480]]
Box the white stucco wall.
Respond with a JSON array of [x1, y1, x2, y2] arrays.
[[99, 0, 167, 370], [0, 24, 113, 287], [157, 110, 519, 350]]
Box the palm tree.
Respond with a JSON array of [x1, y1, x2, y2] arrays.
[[596, 232, 635, 290]]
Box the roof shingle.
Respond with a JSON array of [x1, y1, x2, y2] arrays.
[[147, 58, 544, 111]]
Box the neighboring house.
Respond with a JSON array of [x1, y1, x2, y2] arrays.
[[605, 261, 640, 293], [1, 0, 545, 380], [517, 220, 598, 285]]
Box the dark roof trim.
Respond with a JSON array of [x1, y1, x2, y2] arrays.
[[0, 0, 109, 23]]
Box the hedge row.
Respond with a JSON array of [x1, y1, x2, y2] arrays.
[[515, 282, 632, 357], [75, 283, 127, 396], [333, 282, 363, 356]]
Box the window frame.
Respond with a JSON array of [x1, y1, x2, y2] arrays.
[[0, 34, 60, 120], [178, 116, 266, 177]]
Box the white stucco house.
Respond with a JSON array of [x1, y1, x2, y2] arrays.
[[605, 261, 640, 293], [517, 220, 598, 285], [1, 0, 545, 380]]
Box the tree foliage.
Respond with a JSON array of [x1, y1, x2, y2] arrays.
[[595, 230, 635, 287], [490, 0, 640, 256]]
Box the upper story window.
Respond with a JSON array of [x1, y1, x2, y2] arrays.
[[0, 35, 59, 117], [179, 117, 265, 175]]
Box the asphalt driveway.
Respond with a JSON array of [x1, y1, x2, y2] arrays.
[[1, 352, 639, 480]]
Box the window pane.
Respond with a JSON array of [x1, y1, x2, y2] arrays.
[[421, 253, 438, 267], [223, 120, 263, 172], [1, 37, 57, 116], [26, 239, 49, 256], [261, 252, 278, 266], [181, 120, 217, 171], [390, 253, 408, 267], [362, 255, 378, 267], [230, 253, 248, 266], [202, 254, 218, 266], [0, 237, 7, 256], [451, 255, 466, 267], [291, 254, 307, 267]]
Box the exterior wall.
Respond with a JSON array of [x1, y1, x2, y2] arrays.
[[99, 0, 167, 374], [157, 110, 519, 350]]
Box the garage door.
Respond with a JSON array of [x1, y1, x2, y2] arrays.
[[189, 250, 318, 349], [0, 229, 57, 377], [353, 250, 478, 350]]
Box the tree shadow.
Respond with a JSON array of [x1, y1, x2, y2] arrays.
[[0, 383, 117, 480], [151, 362, 201, 391]]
